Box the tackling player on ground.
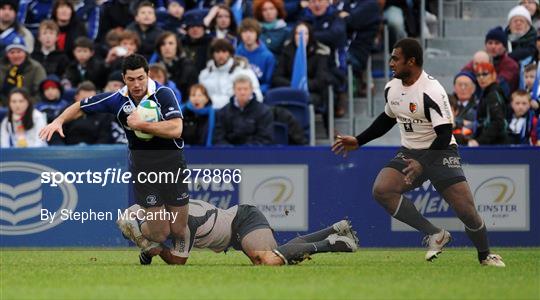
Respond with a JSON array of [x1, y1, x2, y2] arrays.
[[332, 38, 505, 267], [117, 200, 359, 265]]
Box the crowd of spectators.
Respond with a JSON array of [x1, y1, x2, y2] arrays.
[[1, 0, 536, 148], [451, 0, 540, 146]]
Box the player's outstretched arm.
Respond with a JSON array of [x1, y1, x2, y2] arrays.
[[332, 112, 396, 158], [39, 101, 83, 141]]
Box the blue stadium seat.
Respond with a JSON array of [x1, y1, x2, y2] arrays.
[[273, 122, 289, 145], [264, 87, 314, 145]]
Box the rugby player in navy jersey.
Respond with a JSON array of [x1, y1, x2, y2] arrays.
[[40, 54, 190, 244]]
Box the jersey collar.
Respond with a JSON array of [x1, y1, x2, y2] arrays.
[[120, 79, 158, 107]]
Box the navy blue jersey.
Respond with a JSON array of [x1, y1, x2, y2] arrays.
[[80, 79, 184, 150]]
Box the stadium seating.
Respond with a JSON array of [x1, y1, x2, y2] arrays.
[[264, 87, 315, 145], [272, 121, 289, 145]]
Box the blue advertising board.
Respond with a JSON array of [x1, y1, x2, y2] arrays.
[[1, 146, 539, 247]]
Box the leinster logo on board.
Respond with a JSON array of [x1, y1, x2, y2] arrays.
[[409, 102, 417, 113]]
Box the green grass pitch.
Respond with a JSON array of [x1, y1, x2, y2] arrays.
[[1, 248, 539, 300]]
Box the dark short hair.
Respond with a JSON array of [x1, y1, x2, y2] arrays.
[[122, 54, 149, 74], [394, 38, 423, 67], [136, 0, 154, 14], [511, 89, 531, 102], [525, 63, 537, 73], [76, 81, 96, 94], [74, 36, 94, 51], [209, 38, 235, 55]]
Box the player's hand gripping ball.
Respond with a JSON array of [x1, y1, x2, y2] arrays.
[[134, 99, 160, 140]]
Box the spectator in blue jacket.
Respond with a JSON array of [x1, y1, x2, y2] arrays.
[[17, 0, 52, 36], [213, 75, 273, 145], [301, 0, 346, 55], [340, 0, 382, 75], [253, 0, 289, 58], [507, 89, 538, 145], [1, 0, 35, 55], [236, 18, 275, 93]]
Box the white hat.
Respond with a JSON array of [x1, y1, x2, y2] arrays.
[[508, 5, 532, 25]]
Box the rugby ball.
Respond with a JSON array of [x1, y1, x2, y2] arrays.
[[134, 99, 160, 140]]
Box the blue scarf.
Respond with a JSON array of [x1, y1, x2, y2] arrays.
[[182, 101, 215, 147]]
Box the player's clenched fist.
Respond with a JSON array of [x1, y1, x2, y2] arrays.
[[332, 135, 359, 158]]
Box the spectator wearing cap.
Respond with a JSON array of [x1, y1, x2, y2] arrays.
[[0, 0, 35, 55], [449, 71, 478, 145], [182, 8, 215, 73], [253, 0, 289, 58], [520, 0, 540, 31], [236, 18, 275, 93], [462, 27, 520, 94], [199, 38, 263, 109], [506, 5, 537, 62], [126, 1, 164, 59], [149, 31, 198, 102], [0, 40, 46, 103], [104, 71, 125, 92], [469, 62, 510, 146], [31, 20, 70, 78], [36, 75, 70, 124]]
